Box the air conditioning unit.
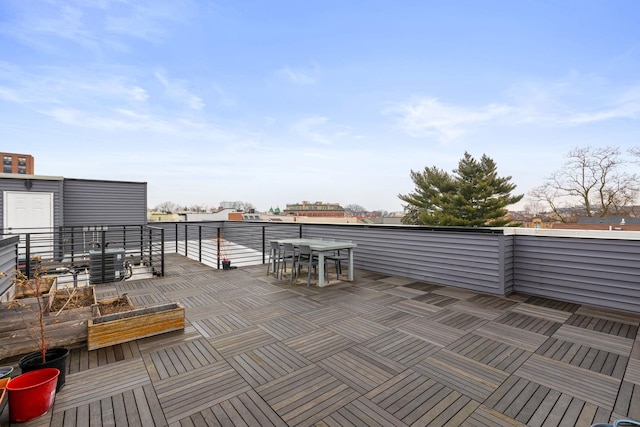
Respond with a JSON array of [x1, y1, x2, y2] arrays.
[[89, 248, 125, 284]]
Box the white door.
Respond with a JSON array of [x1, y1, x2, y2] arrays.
[[3, 191, 54, 256]]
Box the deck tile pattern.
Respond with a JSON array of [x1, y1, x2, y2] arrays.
[[9, 253, 640, 427]]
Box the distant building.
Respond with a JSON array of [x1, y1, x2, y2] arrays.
[[2, 152, 34, 174], [283, 201, 345, 218]]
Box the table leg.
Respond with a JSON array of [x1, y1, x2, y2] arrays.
[[347, 249, 354, 281], [318, 252, 325, 287]]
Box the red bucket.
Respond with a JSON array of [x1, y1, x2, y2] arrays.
[[7, 368, 59, 422]]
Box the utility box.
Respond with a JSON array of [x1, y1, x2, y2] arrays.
[[89, 248, 125, 284]]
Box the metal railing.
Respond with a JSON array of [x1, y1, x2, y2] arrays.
[[1, 225, 165, 282]]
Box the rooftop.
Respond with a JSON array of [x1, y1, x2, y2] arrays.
[[3, 253, 639, 426]]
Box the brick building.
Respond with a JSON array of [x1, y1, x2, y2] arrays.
[[2, 152, 34, 174]]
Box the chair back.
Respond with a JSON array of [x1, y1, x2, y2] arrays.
[[270, 241, 280, 251], [299, 245, 312, 255]]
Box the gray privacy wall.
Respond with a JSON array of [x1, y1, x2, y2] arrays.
[[509, 229, 640, 313], [0, 235, 18, 300], [63, 178, 147, 226]]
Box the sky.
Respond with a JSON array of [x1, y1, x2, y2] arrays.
[[1, 0, 639, 213]]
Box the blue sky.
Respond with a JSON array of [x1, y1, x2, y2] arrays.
[[1, 1, 639, 213]]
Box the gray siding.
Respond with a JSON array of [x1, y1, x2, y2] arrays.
[[0, 177, 64, 230], [513, 235, 640, 313], [0, 235, 19, 299], [63, 179, 147, 226], [303, 225, 507, 295]]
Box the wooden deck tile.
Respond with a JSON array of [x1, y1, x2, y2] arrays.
[[53, 358, 151, 412], [360, 306, 418, 328], [413, 349, 509, 402], [552, 324, 634, 356], [391, 299, 442, 317], [448, 300, 506, 321], [461, 405, 528, 426], [257, 313, 320, 340], [299, 305, 354, 326], [382, 286, 429, 299], [144, 338, 223, 381], [515, 354, 620, 409], [427, 309, 488, 332], [175, 389, 288, 427], [326, 316, 392, 342], [256, 364, 360, 427], [510, 303, 573, 323], [207, 325, 279, 357], [495, 311, 562, 336], [317, 346, 405, 394], [319, 396, 407, 427], [192, 312, 252, 338], [474, 321, 549, 352], [365, 369, 477, 426], [537, 337, 628, 378], [229, 342, 311, 387], [398, 318, 466, 347], [284, 328, 357, 362], [447, 334, 531, 374], [273, 296, 323, 313], [364, 330, 440, 366], [155, 360, 252, 424]]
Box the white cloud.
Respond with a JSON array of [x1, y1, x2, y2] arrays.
[[291, 116, 331, 144], [277, 65, 318, 85], [154, 70, 205, 110], [389, 97, 511, 142]]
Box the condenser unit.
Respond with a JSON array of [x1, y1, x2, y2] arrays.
[[89, 248, 125, 284]]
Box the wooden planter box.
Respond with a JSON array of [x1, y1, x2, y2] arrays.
[[87, 302, 185, 350]]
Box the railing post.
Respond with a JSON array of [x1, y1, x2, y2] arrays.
[[299, 224, 303, 238], [25, 233, 31, 279], [216, 227, 221, 269], [262, 226, 266, 264], [140, 225, 144, 259], [100, 229, 106, 284], [198, 226, 202, 263], [160, 227, 165, 276], [175, 223, 178, 253], [184, 224, 188, 257]]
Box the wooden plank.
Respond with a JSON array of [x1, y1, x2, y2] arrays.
[[516, 354, 620, 409]]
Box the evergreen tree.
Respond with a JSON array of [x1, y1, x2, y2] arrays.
[[399, 152, 523, 226]]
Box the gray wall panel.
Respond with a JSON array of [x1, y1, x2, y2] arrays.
[[513, 235, 640, 312], [63, 179, 147, 226], [0, 235, 19, 299]]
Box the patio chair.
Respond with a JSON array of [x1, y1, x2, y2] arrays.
[[279, 243, 298, 281], [295, 244, 320, 287], [324, 240, 351, 280], [266, 241, 282, 276]]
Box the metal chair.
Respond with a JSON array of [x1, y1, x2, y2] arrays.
[[266, 241, 282, 276], [295, 244, 319, 287], [279, 243, 298, 281], [324, 240, 351, 280]]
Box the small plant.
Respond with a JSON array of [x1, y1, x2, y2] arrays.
[[6, 260, 53, 363]]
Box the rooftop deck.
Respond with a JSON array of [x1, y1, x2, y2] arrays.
[[5, 253, 640, 426]]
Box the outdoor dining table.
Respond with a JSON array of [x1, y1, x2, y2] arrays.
[[275, 238, 357, 287]]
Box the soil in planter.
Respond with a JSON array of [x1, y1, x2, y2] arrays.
[[49, 288, 94, 312], [98, 296, 134, 316]]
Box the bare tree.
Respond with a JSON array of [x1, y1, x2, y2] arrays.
[[344, 204, 367, 216], [154, 201, 180, 214], [529, 146, 639, 222], [190, 204, 208, 213]]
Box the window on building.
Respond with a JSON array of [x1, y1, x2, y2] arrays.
[[17, 165, 27, 174], [18, 157, 26, 166], [3, 156, 12, 166], [3, 165, 12, 173]]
